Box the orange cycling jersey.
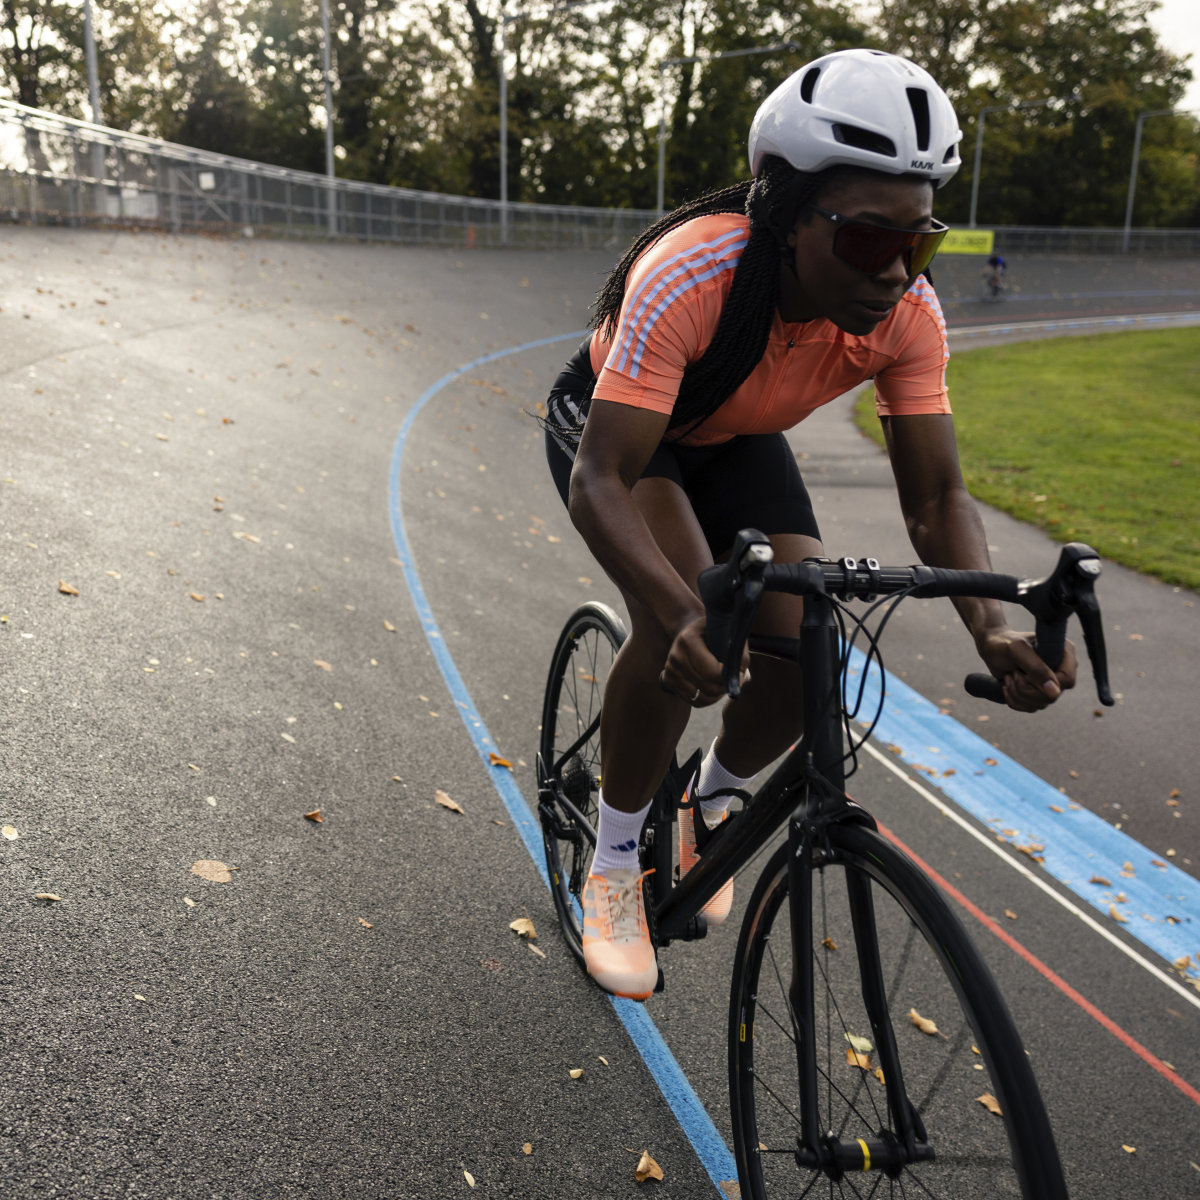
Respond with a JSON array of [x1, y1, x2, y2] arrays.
[[589, 212, 951, 447]]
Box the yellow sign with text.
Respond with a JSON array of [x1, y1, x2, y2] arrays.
[[940, 228, 995, 255]]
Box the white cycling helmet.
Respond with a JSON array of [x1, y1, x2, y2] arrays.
[[748, 48, 962, 188]]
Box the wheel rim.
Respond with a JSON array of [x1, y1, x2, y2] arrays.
[[731, 841, 1056, 1198], [539, 610, 623, 958]]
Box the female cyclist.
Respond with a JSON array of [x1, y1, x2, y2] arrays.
[[541, 48, 1076, 1001]]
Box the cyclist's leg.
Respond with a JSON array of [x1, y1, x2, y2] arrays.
[[578, 476, 715, 998], [711, 531, 821, 777], [685, 433, 823, 778], [546, 410, 710, 823], [597, 474, 714, 816]]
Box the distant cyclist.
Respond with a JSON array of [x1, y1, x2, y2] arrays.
[[540, 49, 1075, 1001], [982, 252, 1007, 297]]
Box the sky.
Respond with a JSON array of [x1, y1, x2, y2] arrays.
[[1149, 0, 1200, 111]]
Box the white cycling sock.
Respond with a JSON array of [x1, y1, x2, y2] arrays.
[[590, 793, 652, 876], [695, 741, 756, 829]]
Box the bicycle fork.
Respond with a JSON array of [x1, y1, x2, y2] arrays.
[[785, 819, 935, 1178], [785, 587, 935, 1179]]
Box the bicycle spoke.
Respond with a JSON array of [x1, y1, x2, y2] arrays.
[[748, 1069, 803, 1131], [730, 832, 1063, 1199]]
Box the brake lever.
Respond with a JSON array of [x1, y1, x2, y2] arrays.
[[965, 543, 1114, 707], [698, 529, 773, 699]]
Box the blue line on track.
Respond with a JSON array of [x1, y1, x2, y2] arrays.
[[846, 647, 1200, 974], [386, 332, 740, 1196]]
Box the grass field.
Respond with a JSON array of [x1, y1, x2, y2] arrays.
[[853, 327, 1200, 592]]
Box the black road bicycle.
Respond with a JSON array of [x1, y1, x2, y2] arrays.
[[536, 531, 1113, 1198]]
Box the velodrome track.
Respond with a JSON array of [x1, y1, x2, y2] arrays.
[[1, 225, 1198, 1198]]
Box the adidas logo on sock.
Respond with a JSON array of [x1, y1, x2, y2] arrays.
[[611, 838, 638, 853]]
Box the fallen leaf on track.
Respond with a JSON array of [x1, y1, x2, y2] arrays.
[[509, 917, 537, 939], [358, 918, 374, 928], [977, 1093, 1002, 1116], [635, 1150, 664, 1182], [190, 860, 232, 883], [58, 580, 79, 595], [569, 1068, 584, 1079], [34, 893, 62, 902], [435, 790, 464, 814], [304, 809, 323, 823], [2, 825, 18, 840], [909, 1008, 939, 1036], [313, 659, 333, 672], [489, 752, 514, 770]]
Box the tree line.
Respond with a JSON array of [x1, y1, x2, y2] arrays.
[[2, 0, 1197, 228]]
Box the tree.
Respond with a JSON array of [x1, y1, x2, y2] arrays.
[[875, 0, 1198, 226]]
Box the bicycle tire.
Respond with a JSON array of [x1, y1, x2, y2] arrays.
[[729, 822, 1067, 1199], [537, 602, 626, 966]]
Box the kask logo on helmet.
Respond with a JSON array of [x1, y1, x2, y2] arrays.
[[911, 160, 935, 170]]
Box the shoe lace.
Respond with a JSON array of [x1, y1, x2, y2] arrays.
[[604, 871, 653, 941]]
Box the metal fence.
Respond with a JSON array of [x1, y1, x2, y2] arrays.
[[989, 224, 1200, 256], [0, 99, 655, 251], [2, 98, 1198, 256]]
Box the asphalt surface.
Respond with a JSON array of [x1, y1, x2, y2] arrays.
[[2, 226, 1198, 1199]]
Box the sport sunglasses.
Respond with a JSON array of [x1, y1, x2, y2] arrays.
[[810, 205, 950, 277]]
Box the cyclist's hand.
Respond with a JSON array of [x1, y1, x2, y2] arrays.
[[660, 616, 748, 706], [976, 629, 1077, 712]]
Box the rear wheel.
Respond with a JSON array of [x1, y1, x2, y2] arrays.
[[729, 823, 1067, 1198], [537, 602, 626, 965]]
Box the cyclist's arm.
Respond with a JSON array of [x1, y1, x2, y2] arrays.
[[567, 398, 724, 694], [881, 412, 1075, 709]]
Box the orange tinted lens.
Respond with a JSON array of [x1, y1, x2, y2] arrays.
[[833, 222, 947, 276]]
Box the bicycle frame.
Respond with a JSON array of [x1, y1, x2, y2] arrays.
[[648, 587, 945, 1173], [651, 588, 857, 945]]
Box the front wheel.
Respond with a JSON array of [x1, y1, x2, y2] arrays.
[[729, 823, 1067, 1199], [537, 602, 626, 966]]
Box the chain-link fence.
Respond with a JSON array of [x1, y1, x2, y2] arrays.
[[0, 99, 655, 251], [3, 98, 1198, 256]]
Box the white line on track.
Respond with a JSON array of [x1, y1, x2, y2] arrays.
[[862, 739, 1200, 1013]]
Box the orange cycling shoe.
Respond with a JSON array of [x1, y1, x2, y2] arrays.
[[581, 869, 657, 1000], [679, 778, 748, 927]]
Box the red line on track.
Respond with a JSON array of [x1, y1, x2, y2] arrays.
[[876, 820, 1200, 1109]]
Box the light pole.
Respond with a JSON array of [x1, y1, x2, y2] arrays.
[[656, 42, 799, 218], [1122, 107, 1198, 252], [320, 0, 336, 236], [499, 0, 607, 244], [81, 0, 102, 125], [967, 97, 1055, 228]]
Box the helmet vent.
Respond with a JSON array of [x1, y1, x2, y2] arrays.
[[832, 123, 896, 159], [906, 88, 931, 152], [800, 67, 821, 103]]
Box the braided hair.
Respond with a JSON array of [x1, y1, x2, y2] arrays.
[[591, 156, 842, 437]]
